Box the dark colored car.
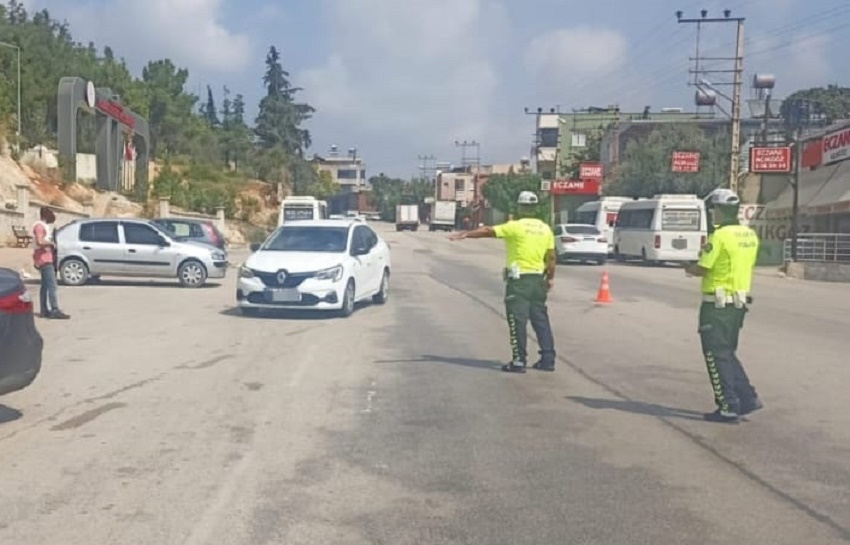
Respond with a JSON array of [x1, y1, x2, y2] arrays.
[[0, 267, 43, 396], [151, 218, 227, 250]]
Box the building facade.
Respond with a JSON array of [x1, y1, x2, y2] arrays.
[[310, 145, 367, 193]]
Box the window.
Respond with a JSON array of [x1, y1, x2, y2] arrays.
[[283, 207, 315, 221], [538, 128, 559, 148], [571, 133, 587, 147], [574, 211, 597, 225], [661, 209, 701, 231], [264, 226, 348, 253], [353, 226, 377, 251], [79, 221, 119, 243], [337, 169, 358, 179], [455, 179, 465, 192], [564, 225, 601, 236], [159, 221, 202, 238], [123, 223, 164, 245], [616, 209, 653, 229]]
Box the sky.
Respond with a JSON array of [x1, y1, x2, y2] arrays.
[[19, 0, 850, 178]]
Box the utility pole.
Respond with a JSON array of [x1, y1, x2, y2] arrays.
[[677, 9, 745, 193]]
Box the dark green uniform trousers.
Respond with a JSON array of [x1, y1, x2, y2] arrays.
[[505, 274, 556, 366], [698, 303, 758, 415]]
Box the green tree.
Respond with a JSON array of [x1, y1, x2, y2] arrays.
[[608, 124, 729, 198], [201, 85, 219, 128], [481, 172, 550, 220], [560, 130, 603, 178], [254, 46, 314, 156], [369, 174, 405, 219], [781, 85, 850, 129], [141, 59, 198, 158], [304, 169, 339, 199]]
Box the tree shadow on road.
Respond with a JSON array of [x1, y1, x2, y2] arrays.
[[0, 404, 23, 424], [375, 354, 504, 372], [566, 396, 704, 422]]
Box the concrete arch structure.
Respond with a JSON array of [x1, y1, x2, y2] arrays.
[[57, 77, 150, 193]]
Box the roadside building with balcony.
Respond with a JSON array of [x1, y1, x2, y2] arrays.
[[310, 145, 367, 193]]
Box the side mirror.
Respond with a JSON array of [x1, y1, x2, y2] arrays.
[[250, 243, 261, 252], [158, 237, 171, 247]]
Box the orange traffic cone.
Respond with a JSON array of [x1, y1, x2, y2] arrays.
[[594, 270, 613, 304]]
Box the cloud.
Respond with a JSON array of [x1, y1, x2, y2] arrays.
[[27, 0, 252, 74], [524, 27, 628, 80], [299, 0, 520, 174]]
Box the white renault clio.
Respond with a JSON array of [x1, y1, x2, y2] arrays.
[[236, 219, 391, 317]]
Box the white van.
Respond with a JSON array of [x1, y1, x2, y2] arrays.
[[574, 197, 634, 254], [613, 194, 707, 264], [278, 196, 328, 226]]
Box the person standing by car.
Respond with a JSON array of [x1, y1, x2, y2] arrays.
[[32, 207, 69, 320], [449, 191, 557, 373], [685, 189, 759, 423]]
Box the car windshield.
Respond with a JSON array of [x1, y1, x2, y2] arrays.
[[147, 222, 177, 240], [564, 225, 600, 235], [263, 226, 348, 253]]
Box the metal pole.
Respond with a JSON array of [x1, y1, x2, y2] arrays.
[[790, 136, 801, 261], [729, 19, 745, 192]]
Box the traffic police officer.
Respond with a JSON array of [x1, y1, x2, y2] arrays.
[[449, 191, 557, 373], [685, 188, 762, 423]]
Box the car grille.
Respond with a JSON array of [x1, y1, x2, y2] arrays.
[[254, 270, 312, 288]]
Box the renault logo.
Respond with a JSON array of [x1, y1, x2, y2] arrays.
[[276, 270, 287, 284]]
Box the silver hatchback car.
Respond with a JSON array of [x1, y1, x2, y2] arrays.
[[55, 218, 228, 288]]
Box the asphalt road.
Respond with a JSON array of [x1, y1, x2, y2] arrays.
[[1, 222, 849, 544]]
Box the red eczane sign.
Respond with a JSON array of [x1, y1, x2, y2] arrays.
[[579, 162, 603, 180], [551, 179, 601, 195], [671, 151, 700, 173], [749, 146, 792, 173], [823, 127, 850, 165]]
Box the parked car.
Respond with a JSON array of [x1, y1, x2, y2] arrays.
[[554, 223, 608, 265], [0, 267, 43, 396], [55, 219, 228, 288], [151, 218, 227, 251], [236, 219, 391, 317]]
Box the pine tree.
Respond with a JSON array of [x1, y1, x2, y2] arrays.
[[203, 85, 219, 127], [254, 46, 315, 157]]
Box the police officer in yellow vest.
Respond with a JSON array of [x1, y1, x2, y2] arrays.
[[449, 191, 557, 373], [685, 188, 762, 423]]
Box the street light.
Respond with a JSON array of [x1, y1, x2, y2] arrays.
[[0, 41, 21, 144]]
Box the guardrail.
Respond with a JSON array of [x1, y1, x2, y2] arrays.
[[783, 233, 850, 263]]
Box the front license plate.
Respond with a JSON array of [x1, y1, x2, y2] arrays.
[[267, 288, 301, 302], [672, 238, 687, 250]]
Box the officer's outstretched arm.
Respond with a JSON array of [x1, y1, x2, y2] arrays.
[[449, 226, 496, 240]]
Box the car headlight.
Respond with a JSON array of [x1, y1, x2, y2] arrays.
[[239, 264, 255, 278], [212, 251, 226, 261], [314, 265, 343, 282]]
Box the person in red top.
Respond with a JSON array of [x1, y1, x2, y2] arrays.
[[32, 207, 69, 319]]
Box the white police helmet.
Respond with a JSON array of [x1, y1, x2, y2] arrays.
[[706, 188, 740, 208], [517, 191, 539, 205]]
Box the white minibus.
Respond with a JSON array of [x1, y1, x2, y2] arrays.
[[613, 194, 707, 264], [278, 196, 328, 226], [574, 197, 634, 254]]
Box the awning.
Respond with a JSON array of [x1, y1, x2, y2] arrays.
[[765, 160, 850, 219]]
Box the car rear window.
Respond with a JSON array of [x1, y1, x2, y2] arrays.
[[564, 225, 600, 235]]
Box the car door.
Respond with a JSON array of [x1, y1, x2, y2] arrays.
[[349, 226, 376, 298], [77, 221, 123, 274], [362, 226, 385, 293], [121, 222, 176, 276]]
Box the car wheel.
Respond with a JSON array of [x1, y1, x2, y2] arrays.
[[373, 269, 389, 304], [60, 258, 89, 286], [178, 259, 207, 288], [339, 279, 356, 317], [240, 307, 260, 317]]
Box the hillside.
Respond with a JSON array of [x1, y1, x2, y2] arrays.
[[0, 143, 279, 247]]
